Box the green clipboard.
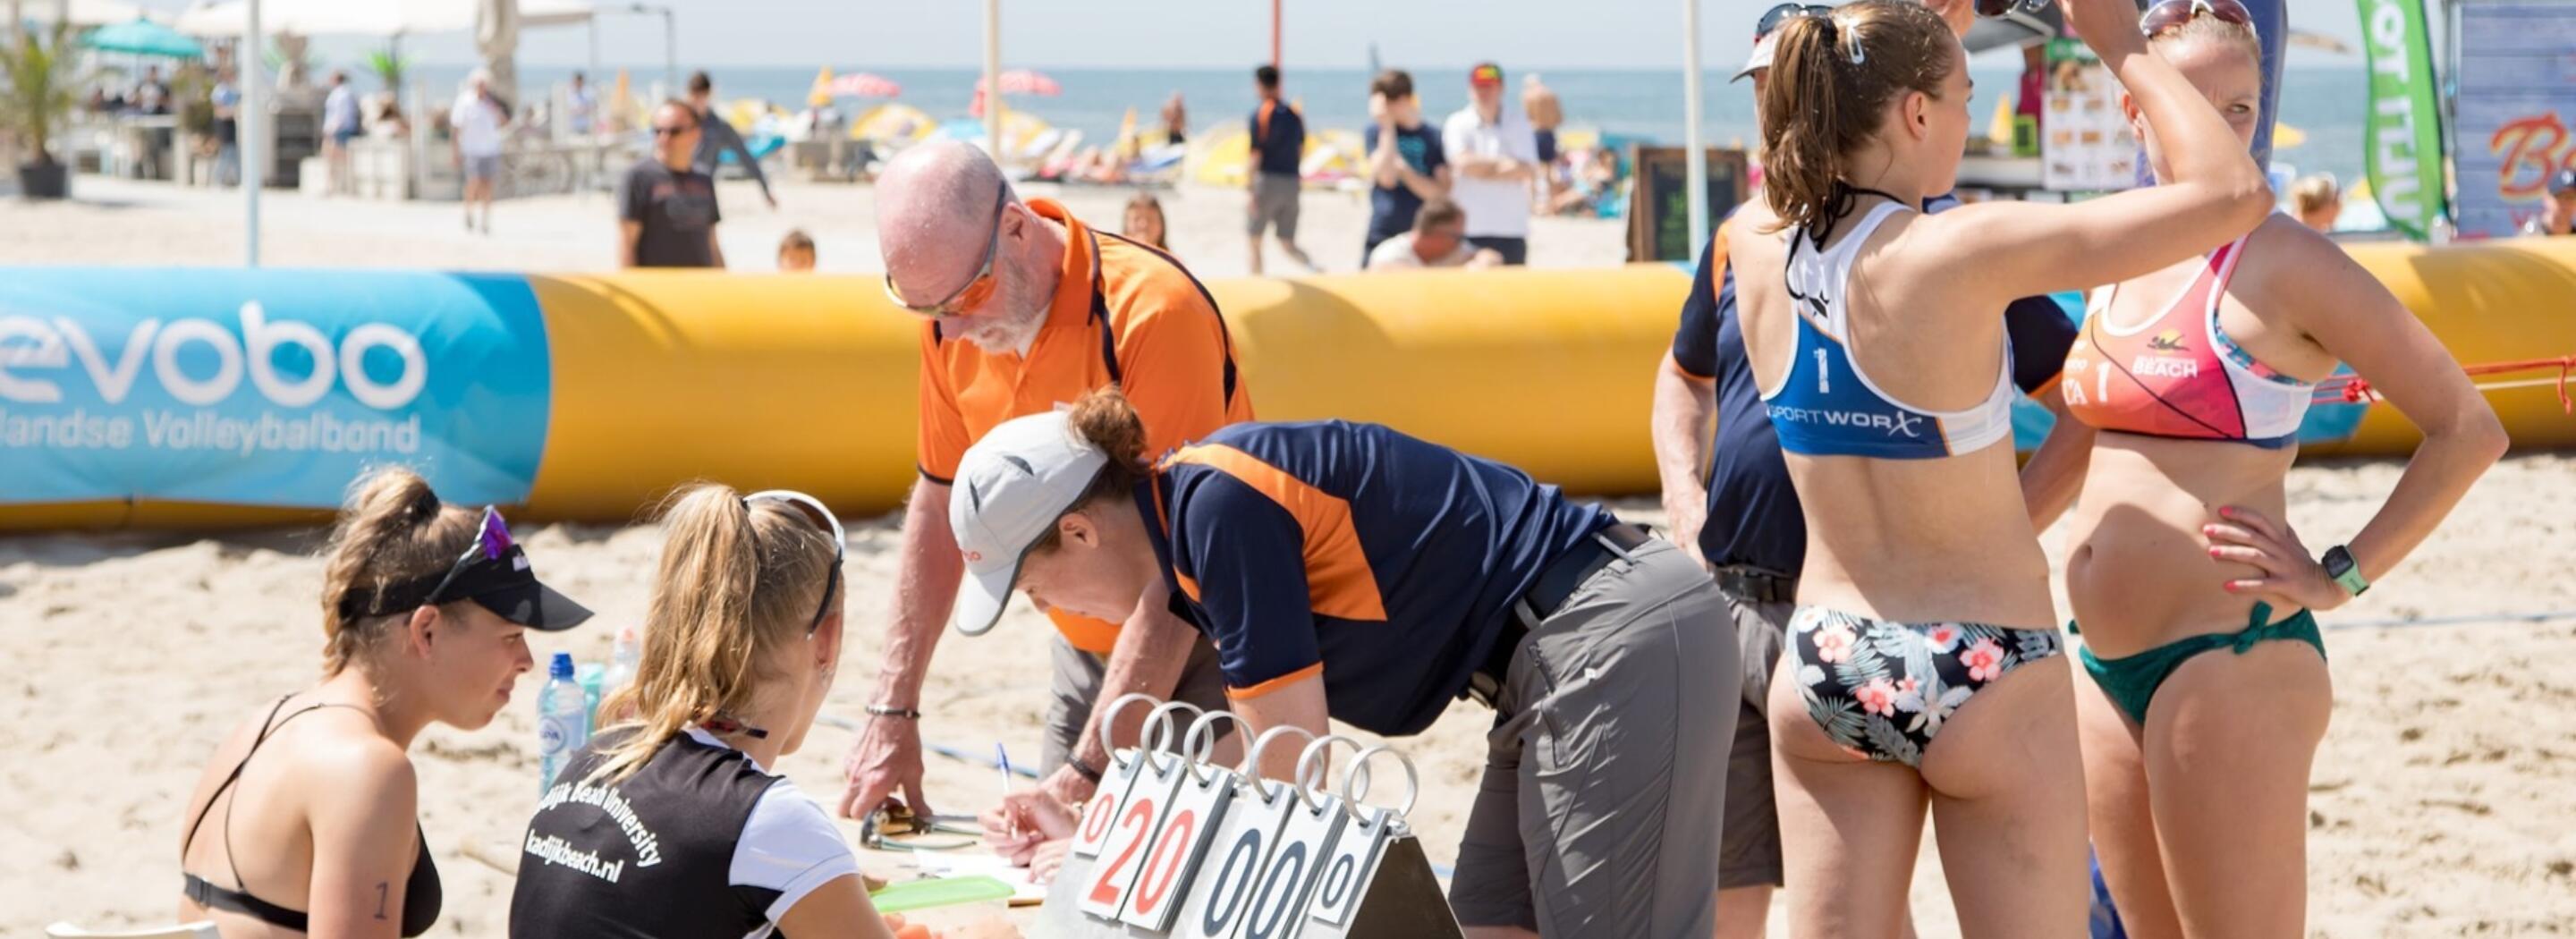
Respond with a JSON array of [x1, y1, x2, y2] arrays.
[[869, 875, 1016, 915]]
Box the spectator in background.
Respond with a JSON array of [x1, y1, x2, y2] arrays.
[[1123, 191, 1169, 250], [567, 71, 597, 136], [778, 229, 816, 271], [1522, 72, 1563, 207], [2017, 42, 2047, 154], [209, 67, 240, 187], [1362, 69, 1450, 267], [1246, 64, 1315, 275], [1366, 197, 1502, 270], [134, 64, 171, 114], [1160, 91, 1188, 145], [1444, 63, 1539, 266], [687, 71, 778, 209], [620, 100, 724, 269], [450, 70, 510, 234], [322, 71, 362, 197], [2290, 173, 2342, 233], [2524, 170, 2576, 237]]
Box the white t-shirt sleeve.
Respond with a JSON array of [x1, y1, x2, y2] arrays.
[[732, 778, 863, 926]]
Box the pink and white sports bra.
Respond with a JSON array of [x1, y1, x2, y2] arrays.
[[2059, 230, 2315, 448]]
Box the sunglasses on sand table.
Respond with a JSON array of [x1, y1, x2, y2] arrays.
[[2140, 0, 2255, 37], [882, 185, 1012, 317], [741, 490, 846, 633]]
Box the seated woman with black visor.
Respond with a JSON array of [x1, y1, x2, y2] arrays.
[[177, 468, 594, 938]]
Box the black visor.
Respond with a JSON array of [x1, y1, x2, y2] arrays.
[[340, 507, 595, 631]]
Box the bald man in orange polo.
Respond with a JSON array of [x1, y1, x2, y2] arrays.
[[840, 140, 1255, 818]]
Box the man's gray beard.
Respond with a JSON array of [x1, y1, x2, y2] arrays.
[[958, 307, 1044, 355]]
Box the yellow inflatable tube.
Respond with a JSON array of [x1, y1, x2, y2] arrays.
[[3, 241, 2568, 530]]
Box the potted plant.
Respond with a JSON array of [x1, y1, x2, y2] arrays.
[[366, 46, 409, 110], [0, 21, 83, 199]]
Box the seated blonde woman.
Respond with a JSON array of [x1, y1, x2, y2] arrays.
[[508, 485, 912, 938]]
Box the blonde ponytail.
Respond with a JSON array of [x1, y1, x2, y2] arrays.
[[589, 483, 842, 783]]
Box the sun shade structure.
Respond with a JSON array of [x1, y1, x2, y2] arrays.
[[82, 18, 203, 57]]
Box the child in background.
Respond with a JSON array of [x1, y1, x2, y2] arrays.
[[779, 229, 817, 271], [1122, 192, 1169, 250]]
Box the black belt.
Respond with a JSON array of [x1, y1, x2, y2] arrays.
[[1466, 523, 1654, 707], [1713, 564, 1798, 605]]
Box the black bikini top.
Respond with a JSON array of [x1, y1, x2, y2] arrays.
[[180, 696, 443, 937]]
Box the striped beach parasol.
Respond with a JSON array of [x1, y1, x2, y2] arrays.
[[827, 72, 902, 98]]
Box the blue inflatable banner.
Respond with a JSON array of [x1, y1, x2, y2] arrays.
[[0, 270, 552, 508]]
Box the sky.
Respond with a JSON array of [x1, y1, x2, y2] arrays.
[[123, 1, 2371, 71]]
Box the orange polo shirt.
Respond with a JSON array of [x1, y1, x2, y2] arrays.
[[916, 198, 1255, 652]]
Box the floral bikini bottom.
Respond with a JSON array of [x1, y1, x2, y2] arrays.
[[1787, 607, 2066, 767]]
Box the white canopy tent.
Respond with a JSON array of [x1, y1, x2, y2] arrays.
[[174, 0, 592, 36], [172, 0, 597, 267], [14, 0, 168, 26]]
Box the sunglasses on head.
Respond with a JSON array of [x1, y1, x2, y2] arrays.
[[1757, 3, 1832, 37], [1974, 0, 2049, 16], [742, 490, 845, 632], [336, 506, 516, 620], [882, 185, 1012, 317], [419, 506, 516, 603], [2140, 0, 2255, 37]]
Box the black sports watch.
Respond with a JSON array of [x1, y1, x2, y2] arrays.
[[2322, 545, 2369, 597]]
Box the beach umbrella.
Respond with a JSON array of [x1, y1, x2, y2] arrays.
[[851, 101, 932, 144], [2273, 121, 2307, 151], [83, 17, 202, 57], [827, 72, 901, 98], [808, 65, 832, 105], [979, 68, 1058, 97]]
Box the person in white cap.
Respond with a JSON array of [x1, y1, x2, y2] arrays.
[[970, 390, 1741, 939]]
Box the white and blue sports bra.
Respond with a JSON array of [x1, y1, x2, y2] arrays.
[[1758, 197, 2018, 460]]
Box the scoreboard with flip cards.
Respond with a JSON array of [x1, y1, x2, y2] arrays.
[[1036, 699, 1462, 939]]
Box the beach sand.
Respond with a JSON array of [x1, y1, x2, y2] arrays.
[[4, 176, 2572, 936]]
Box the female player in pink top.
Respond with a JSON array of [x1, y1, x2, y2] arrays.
[[2054, 3, 2505, 935]]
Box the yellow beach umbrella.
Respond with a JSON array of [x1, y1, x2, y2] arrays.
[[610, 68, 635, 132], [809, 66, 835, 107], [852, 102, 936, 144], [2273, 121, 2308, 151]]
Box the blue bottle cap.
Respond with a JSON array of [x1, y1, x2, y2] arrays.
[[550, 651, 575, 679]]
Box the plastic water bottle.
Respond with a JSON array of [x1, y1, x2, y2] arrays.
[[603, 624, 642, 696], [538, 653, 589, 791], [577, 663, 606, 731]]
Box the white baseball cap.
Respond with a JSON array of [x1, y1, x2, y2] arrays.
[[1733, 31, 1778, 82], [947, 410, 1111, 636]]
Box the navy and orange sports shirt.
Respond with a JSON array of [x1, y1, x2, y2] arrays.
[[918, 198, 1254, 651], [1140, 420, 1615, 736]]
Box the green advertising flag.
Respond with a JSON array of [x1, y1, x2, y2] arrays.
[[2359, 0, 2450, 240]]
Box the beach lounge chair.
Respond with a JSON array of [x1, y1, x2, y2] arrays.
[[46, 923, 219, 939]]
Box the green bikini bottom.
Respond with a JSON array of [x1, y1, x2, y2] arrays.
[[2072, 602, 2327, 725]]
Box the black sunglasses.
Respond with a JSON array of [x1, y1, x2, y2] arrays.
[[1758, 3, 1832, 37], [651, 123, 696, 137]]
